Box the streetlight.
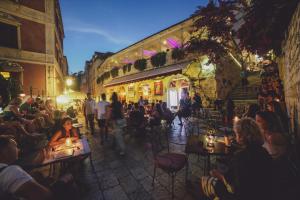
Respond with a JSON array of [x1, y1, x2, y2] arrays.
[[66, 78, 73, 87]]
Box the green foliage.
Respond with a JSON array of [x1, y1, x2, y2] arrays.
[[187, 0, 246, 68], [110, 67, 119, 78], [134, 59, 147, 71], [238, 0, 299, 55], [150, 52, 167, 68], [171, 48, 185, 61]]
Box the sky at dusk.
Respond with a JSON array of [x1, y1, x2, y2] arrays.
[[60, 0, 208, 73]]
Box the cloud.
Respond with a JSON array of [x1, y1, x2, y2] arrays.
[[64, 20, 131, 45]]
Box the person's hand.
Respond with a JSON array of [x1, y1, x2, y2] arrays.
[[210, 169, 225, 181]]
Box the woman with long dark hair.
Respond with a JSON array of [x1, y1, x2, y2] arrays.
[[48, 117, 79, 147], [107, 92, 126, 155]]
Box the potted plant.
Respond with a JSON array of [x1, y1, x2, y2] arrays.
[[122, 63, 132, 74], [151, 52, 167, 68], [171, 48, 185, 61], [134, 59, 147, 71], [110, 67, 119, 78]]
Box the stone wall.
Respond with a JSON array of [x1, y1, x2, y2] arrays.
[[279, 2, 300, 140]]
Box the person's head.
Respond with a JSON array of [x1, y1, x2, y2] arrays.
[[234, 118, 263, 146], [162, 102, 167, 110], [87, 92, 92, 99], [139, 106, 145, 112], [134, 103, 139, 110], [111, 92, 118, 103], [246, 103, 260, 119], [0, 136, 19, 164], [155, 103, 162, 114], [101, 93, 106, 101], [255, 111, 284, 134], [26, 97, 34, 104], [61, 117, 73, 131], [140, 96, 143, 100]]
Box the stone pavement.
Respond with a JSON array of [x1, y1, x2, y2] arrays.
[[77, 115, 207, 200]]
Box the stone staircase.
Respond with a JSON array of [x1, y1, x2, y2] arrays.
[[230, 71, 261, 101]]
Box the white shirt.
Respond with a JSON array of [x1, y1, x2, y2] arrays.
[[0, 163, 33, 197], [96, 101, 110, 119], [84, 99, 96, 115]]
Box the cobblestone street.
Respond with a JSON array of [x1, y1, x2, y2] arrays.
[[77, 115, 206, 200]]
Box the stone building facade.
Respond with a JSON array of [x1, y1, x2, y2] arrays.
[[0, 0, 68, 98], [83, 18, 241, 107], [279, 2, 300, 139]]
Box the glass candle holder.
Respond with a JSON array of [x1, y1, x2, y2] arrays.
[[65, 138, 72, 147]]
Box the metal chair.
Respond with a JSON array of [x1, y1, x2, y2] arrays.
[[148, 125, 188, 199]]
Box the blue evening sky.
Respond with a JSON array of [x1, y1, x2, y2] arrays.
[[60, 0, 207, 73]]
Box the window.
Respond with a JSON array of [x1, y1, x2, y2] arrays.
[[0, 22, 18, 49]]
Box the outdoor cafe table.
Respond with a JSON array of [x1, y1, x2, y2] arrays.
[[186, 134, 234, 175], [18, 138, 92, 175]]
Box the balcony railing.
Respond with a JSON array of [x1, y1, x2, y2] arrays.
[[97, 49, 196, 84]]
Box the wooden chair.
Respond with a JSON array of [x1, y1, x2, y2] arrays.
[[148, 125, 188, 199]]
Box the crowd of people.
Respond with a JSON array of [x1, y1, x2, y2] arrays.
[[0, 96, 83, 200], [0, 88, 299, 199], [192, 99, 299, 200]]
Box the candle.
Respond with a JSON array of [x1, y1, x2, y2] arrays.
[[66, 138, 72, 146], [233, 116, 239, 123]]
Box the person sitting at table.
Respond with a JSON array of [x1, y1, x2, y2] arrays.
[[48, 117, 79, 147], [149, 103, 163, 127], [161, 102, 174, 125], [0, 135, 53, 200], [188, 118, 273, 200], [255, 111, 289, 159], [4, 98, 46, 133], [128, 103, 147, 133]]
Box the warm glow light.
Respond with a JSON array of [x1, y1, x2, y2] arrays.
[[19, 93, 25, 97], [66, 79, 73, 86], [56, 95, 70, 105], [65, 138, 72, 146], [233, 116, 239, 123]]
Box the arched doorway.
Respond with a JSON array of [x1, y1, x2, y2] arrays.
[[167, 75, 190, 109], [137, 83, 151, 102], [118, 86, 126, 103]]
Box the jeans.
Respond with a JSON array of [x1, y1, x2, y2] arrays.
[[87, 114, 95, 134]]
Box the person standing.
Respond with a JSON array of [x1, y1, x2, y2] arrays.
[[138, 96, 144, 107], [96, 93, 110, 145], [177, 92, 192, 126], [84, 93, 96, 135], [107, 92, 126, 155]]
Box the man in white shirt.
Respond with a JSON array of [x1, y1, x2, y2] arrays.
[[83, 93, 96, 135], [96, 93, 110, 145], [0, 136, 52, 200]]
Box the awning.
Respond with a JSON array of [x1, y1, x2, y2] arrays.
[[104, 61, 190, 87], [0, 60, 23, 72]]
